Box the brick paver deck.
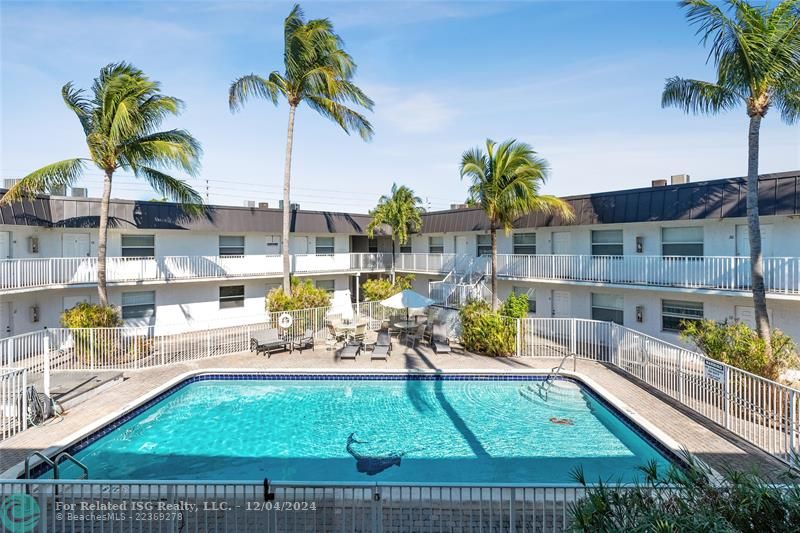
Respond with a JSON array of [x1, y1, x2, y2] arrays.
[[0, 343, 788, 479]]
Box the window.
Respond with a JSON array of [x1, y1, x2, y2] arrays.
[[399, 243, 412, 254], [266, 236, 280, 255], [219, 236, 245, 256], [476, 234, 491, 256], [120, 235, 154, 257], [591, 293, 624, 325], [219, 285, 245, 308], [662, 227, 703, 257], [429, 236, 444, 254], [121, 291, 155, 319], [368, 238, 378, 253], [512, 286, 536, 313], [316, 279, 335, 293], [662, 300, 704, 332], [315, 237, 335, 255], [591, 230, 623, 256], [513, 233, 536, 255]]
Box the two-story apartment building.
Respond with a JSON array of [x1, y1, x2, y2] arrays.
[[1, 170, 798, 345]]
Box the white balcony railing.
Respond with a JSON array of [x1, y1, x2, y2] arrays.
[[291, 252, 392, 274], [495, 254, 800, 295], [394, 253, 458, 274]]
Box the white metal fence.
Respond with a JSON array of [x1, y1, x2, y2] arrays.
[[495, 254, 800, 295], [0, 368, 26, 440], [0, 479, 586, 532]]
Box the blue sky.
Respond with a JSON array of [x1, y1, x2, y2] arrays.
[[1, 1, 798, 213]]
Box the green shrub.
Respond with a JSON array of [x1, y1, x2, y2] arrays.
[[361, 274, 415, 301], [267, 278, 331, 312], [569, 452, 800, 532], [459, 299, 516, 356], [60, 302, 122, 328], [680, 319, 798, 380], [500, 292, 529, 319]]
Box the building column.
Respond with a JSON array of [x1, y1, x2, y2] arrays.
[[355, 273, 360, 305]]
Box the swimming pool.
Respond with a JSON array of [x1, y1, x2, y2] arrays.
[[50, 374, 677, 483]]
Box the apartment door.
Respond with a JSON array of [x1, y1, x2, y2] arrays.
[[736, 224, 772, 257], [0, 231, 10, 259], [551, 290, 571, 317], [0, 302, 12, 337], [63, 295, 90, 311], [63, 233, 91, 257], [455, 236, 468, 256], [734, 305, 773, 329], [551, 232, 571, 254]]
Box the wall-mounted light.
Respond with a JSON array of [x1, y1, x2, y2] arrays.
[[30, 305, 40, 323], [635, 305, 644, 323], [635, 236, 644, 254]]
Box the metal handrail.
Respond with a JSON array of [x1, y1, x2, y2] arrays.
[[53, 452, 89, 480], [23, 451, 54, 480]]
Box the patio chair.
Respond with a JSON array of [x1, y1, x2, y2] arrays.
[[250, 329, 290, 357], [431, 323, 451, 354], [326, 323, 346, 351], [339, 340, 362, 360], [405, 324, 427, 349], [352, 323, 367, 343], [292, 328, 315, 353], [371, 330, 392, 360]]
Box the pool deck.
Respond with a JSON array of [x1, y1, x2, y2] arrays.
[[0, 342, 790, 480]]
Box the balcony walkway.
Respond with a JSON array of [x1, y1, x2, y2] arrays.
[[1, 343, 788, 481]]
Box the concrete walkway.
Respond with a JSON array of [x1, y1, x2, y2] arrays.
[[0, 343, 789, 479]]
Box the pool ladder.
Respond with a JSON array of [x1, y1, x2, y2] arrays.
[[519, 352, 574, 402], [23, 451, 88, 480]]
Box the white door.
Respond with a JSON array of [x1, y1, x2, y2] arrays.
[[0, 232, 10, 259], [551, 232, 571, 254], [63, 233, 91, 257], [552, 290, 571, 317], [736, 224, 772, 257], [455, 236, 468, 256], [0, 302, 12, 337]]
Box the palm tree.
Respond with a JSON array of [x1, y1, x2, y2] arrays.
[[367, 183, 424, 281], [460, 139, 574, 310], [0, 62, 202, 306], [229, 3, 374, 295], [662, 0, 800, 351]]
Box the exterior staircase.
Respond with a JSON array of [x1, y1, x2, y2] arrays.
[[429, 256, 491, 308]]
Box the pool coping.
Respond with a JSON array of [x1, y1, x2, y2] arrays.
[[3, 367, 696, 482]]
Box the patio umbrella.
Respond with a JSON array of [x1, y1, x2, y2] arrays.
[[327, 290, 354, 322], [380, 290, 435, 321]]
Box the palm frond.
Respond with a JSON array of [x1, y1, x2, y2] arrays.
[[0, 159, 86, 204], [661, 77, 741, 114], [229, 74, 284, 112], [131, 165, 204, 215], [119, 129, 202, 176], [305, 95, 374, 140], [773, 85, 800, 124], [62, 82, 93, 134]]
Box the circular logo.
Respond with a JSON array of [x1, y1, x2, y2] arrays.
[[278, 313, 293, 329], [1, 493, 40, 533]]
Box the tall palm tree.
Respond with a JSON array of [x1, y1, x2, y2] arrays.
[[0, 62, 202, 306], [229, 3, 374, 295], [662, 0, 800, 351], [367, 183, 424, 281], [460, 139, 574, 310]]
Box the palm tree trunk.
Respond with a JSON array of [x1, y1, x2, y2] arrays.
[[97, 171, 113, 306], [746, 114, 771, 354], [282, 103, 297, 296], [391, 236, 396, 284], [490, 227, 498, 311]]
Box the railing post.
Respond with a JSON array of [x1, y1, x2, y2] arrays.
[[569, 318, 577, 356], [677, 350, 684, 403], [371, 485, 383, 533], [515, 318, 521, 357], [43, 336, 50, 398], [21, 369, 27, 432], [90, 329, 96, 370], [724, 366, 731, 430], [791, 390, 798, 456], [206, 326, 211, 357]]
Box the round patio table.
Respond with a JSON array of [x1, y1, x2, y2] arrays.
[[393, 320, 420, 332]]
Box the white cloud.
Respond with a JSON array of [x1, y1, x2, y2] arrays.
[[371, 89, 458, 133]]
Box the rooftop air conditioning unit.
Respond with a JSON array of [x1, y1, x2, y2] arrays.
[[670, 174, 690, 185], [651, 179, 668, 187], [450, 203, 468, 210], [49, 185, 67, 196], [70, 187, 88, 198], [3, 179, 20, 189], [258, 202, 270, 209], [243, 200, 256, 208], [279, 200, 300, 210]]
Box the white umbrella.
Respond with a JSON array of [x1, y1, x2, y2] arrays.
[[381, 290, 435, 322], [327, 290, 354, 322]]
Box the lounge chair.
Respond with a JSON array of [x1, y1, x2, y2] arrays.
[[431, 323, 451, 354], [405, 324, 426, 349], [292, 328, 315, 353], [371, 330, 392, 360], [250, 329, 290, 357], [340, 340, 362, 360]]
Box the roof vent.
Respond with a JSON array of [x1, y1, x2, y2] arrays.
[[50, 185, 67, 196], [450, 203, 468, 210], [243, 200, 256, 208], [70, 187, 88, 198], [670, 174, 690, 185], [3, 179, 20, 189], [258, 202, 270, 209], [651, 179, 667, 188], [278, 200, 300, 210]]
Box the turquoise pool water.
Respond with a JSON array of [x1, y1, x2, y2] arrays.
[[55, 376, 674, 483]]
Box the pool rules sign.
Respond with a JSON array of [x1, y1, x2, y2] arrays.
[[704, 359, 726, 384]]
